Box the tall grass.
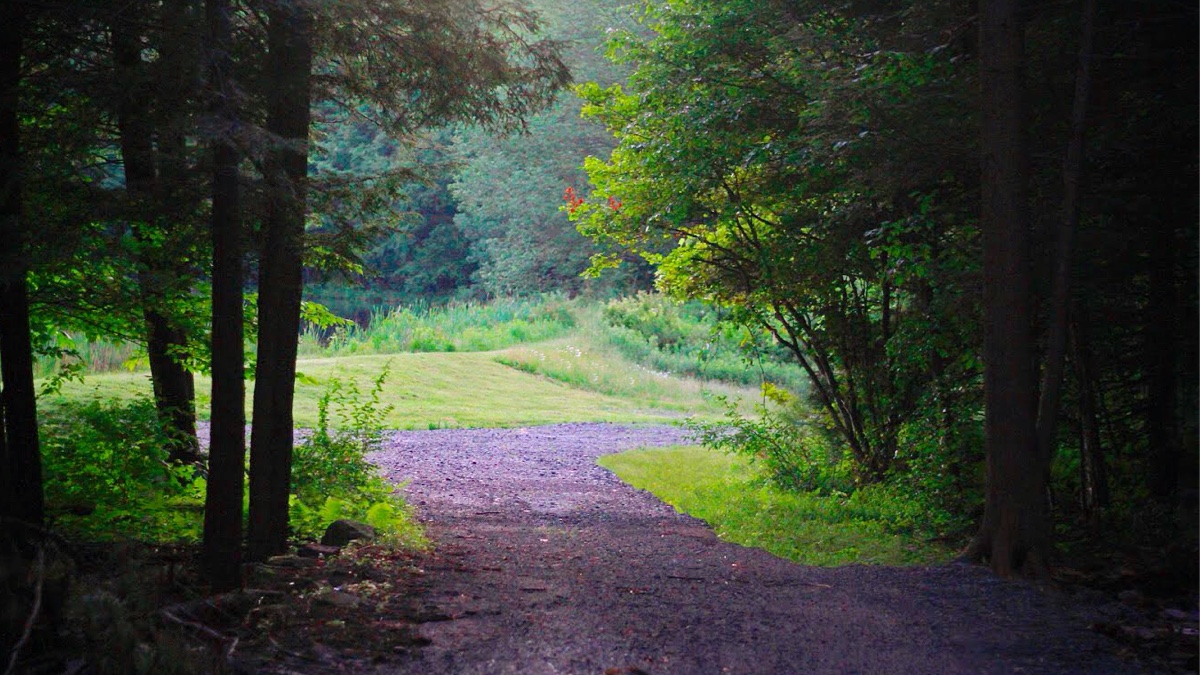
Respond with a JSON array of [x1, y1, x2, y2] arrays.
[[597, 294, 810, 395], [298, 295, 577, 356], [34, 336, 144, 379]]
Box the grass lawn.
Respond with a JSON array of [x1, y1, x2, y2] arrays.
[[42, 351, 711, 429], [598, 445, 954, 567]]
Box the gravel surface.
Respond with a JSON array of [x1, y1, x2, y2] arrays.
[[365, 423, 1145, 674]]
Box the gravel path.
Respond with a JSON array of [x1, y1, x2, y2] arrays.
[[366, 423, 1144, 674]]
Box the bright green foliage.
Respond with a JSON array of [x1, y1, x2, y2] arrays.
[[599, 446, 951, 566], [688, 390, 852, 495], [40, 398, 205, 542], [299, 295, 577, 356], [290, 366, 424, 545], [599, 292, 808, 392], [575, 0, 981, 485]]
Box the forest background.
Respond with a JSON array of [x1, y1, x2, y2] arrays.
[[0, 0, 1196, 622]]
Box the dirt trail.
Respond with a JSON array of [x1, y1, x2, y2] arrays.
[[366, 423, 1143, 674]]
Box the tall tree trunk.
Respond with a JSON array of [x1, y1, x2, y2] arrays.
[[1034, 0, 1096, 477], [201, 0, 246, 590], [966, 0, 1050, 577], [0, 2, 43, 528], [1145, 217, 1181, 502], [111, 11, 201, 465], [247, 0, 313, 562], [1069, 311, 1108, 522]]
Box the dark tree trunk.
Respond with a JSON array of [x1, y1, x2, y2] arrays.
[[0, 2, 43, 527], [1145, 222, 1181, 502], [111, 10, 201, 466], [1035, 0, 1096, 476], [1069, 312, 1108, 521], [966, 0, 1050, 577], [247, 0, 313, 562], [201, 0, 246, 591]]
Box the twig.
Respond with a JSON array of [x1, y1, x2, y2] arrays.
[[666, 574, 705, 582], [4, 545, 46, 675], [161, 606, 239, 665]]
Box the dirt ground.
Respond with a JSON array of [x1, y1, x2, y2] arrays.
[[296, 422, 1162, 675]]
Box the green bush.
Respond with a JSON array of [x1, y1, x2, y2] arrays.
[[290, 365, 424, 545], [599, 293, 809, 392], [687, 386, 854, 494], [40, 397, 204, 542]]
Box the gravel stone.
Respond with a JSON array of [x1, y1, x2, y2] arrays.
[[363, 423, 1144, 674]]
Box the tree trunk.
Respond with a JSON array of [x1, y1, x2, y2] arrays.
[[0, 2, 43, 528], [1034, 0, 1096, 476], [965, 0, 1050, 578], [1145, 219, 1181, 502], [201, 0, 246, 591], [111, 12, 201, 465], [1069, 312, 1108, 522], [247, 0, 313, 562]]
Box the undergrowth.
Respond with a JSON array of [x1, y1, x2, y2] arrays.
[[41, 397, 205, 542], [290, 364, 424, 546], [40, 374, 422, 547]]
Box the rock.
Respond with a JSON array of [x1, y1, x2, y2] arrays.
[[321, 519, 377, 547]]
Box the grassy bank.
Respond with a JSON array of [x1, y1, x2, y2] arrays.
[[598, 445, 953, 566]]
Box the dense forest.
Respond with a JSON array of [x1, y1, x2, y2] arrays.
[[0, 0, 1196, 667]]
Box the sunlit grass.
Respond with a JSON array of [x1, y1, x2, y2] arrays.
[[42, 351, 704, 429], [598, 445, 953, 566], [494, 337, 757, 417]]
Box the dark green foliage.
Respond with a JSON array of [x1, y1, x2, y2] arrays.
[[40, 398, 204, 542]]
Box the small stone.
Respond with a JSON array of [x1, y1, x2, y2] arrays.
[[321, 519, 377, 547]]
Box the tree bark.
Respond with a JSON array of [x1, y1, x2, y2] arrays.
[[247, 0, 314, 562], [0, 2, 43, 527], [1034, 0, 1096, 478], [965, 0, 1050, 578], [1069, 312, 1108, 521], [111, 11, 201, 465], [201, 0, 246, 591]]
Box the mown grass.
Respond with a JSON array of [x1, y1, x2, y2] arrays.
[[42, 352, 707, 429], [598, 445, 954, 566]]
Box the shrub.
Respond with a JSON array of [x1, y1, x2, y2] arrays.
[[599, 292, 809, 392], [687, 386, 854, 494], [289, 365, 424, 545], [40, 397, 204, 542]]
